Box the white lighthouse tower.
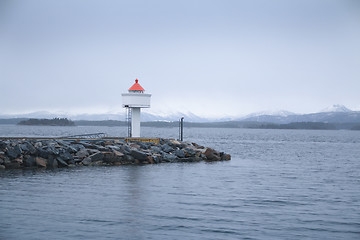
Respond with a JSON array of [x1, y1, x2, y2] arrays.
[[122, 79, 151, 137]]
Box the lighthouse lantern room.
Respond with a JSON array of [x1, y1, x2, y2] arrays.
[[122, 79, 151, 137]]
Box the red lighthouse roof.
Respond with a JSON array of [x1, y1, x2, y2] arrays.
[[128, 79, 145, 92]]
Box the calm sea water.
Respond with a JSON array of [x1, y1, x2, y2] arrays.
[[0, 125, 360, 240]]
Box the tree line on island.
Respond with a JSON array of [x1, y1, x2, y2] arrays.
[[17, 118, 75, 126]]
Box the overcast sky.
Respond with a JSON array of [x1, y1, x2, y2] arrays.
[[1, 0, 359, 118]]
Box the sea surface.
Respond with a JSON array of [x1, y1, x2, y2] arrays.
[[0, 125, 360, 240]]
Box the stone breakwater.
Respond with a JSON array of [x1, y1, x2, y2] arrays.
[[0, 138, 231, 170]]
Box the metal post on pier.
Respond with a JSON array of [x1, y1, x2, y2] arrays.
[[179, 117, 184, 141]]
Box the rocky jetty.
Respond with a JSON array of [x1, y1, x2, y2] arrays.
[[0, 138, 231, 170]]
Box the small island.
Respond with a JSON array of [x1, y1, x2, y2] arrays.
[[17, 118, 75, 126]]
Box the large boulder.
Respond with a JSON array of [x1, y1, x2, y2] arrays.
[[35, 157, 47, 168], [37, 148, 51, 158], [6, 145, 22, 159], [82, 152, 104, 166], [46, 145, 59, 155], [59, 151, 73, 162], [47, 156, 58, 168], [184, 148, 196, 157], [220, 152, 231, 160], [150, 146, 162, 154], [130, 150, 148, 161], [76, 149, 89, 159], [66, 146, 78, 153], [0, 140, 6, 150], [113, 150, 125, 160], [204, 148, 221, 161], [102, 152, 115, 163], [137, 142, 150, 150], [24, 155, 36, 167], [88, 152, 104, 161], [56, 157, 69, 167], [161, 144, 173, 153], [174, 149, 185, 158], [120, 145, 131, 154], [162, 152, 177, 162], [152, 154, 162, 163]]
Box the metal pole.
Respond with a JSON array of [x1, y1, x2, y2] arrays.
[[179, 119, 181, 141], [180, 117, 184, 141]]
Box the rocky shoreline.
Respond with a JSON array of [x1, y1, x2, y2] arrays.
[[0, 138, 231, 170]]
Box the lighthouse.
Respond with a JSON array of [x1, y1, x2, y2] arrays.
[[122, 79, 151, 137]]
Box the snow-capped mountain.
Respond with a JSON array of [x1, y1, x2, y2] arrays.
[[0, 111, 208, 123], [320, 104, 352, 113], [244, 110, 296, 118], [240, 105, 360, 123], [1, 105, 359, 124]]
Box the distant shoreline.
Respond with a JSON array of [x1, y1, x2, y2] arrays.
[[0, 118, 359, 130]]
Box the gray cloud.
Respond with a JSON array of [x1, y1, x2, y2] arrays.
[[1, 0, 359, 117]]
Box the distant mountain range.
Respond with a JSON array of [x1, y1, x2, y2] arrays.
[[1, 105, 360, 124], [0, 111, 209, 122], [238, 105, 360, 124]]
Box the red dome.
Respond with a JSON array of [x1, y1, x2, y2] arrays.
[[128, 79, 145, 92]]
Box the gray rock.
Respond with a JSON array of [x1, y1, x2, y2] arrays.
[[73, 156, 82, 163], [162, 152, 177, 162], [174, 149, 185, 158], [55, 140, 69, 147], [56, 157, 69, 167], [153, 154, 162, 163], [35, 157, 47, 168], [184, 148, 196, 157], [124, 154, 135, 163], [19, 143, 29, 152], [0, 140, 6, 149], [137, 142, 150, 149], [131, 150, 148, 161], [59, 151, 73, 162], [161, 144, 173, 153], [82, 152, 104, 166], [80, 142, 97, 149], [95, 145, 108, 151], [6, 145, 22, 159], [103, 152, 114, 163], [82, 157, 92, 166], [47, 145, 59, 155], [71, 144, 86, 151], [81, 151, 103, 166], [113, 150, 125, 161], [89, 152, 104, 161], [204, 148, 221, 161], [21, 142, 37, 154], [150, 146, 162, 154], [120, 145, 131, 154], [37, 148, 51, 158], [76, 149, 89, 158], [4, 157, 20, 168], [88, 149, 100, 155], [220, 152, 231, 160], [108, 145, 121, 151], [47, 156, 58, 168], [66, 146, 78, 153], [24, 156, 36, 167]]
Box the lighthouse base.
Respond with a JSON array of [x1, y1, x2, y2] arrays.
[[131, 107, 141, 137]]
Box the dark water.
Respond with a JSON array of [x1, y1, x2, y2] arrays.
[[1, 126, 360, 240]]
